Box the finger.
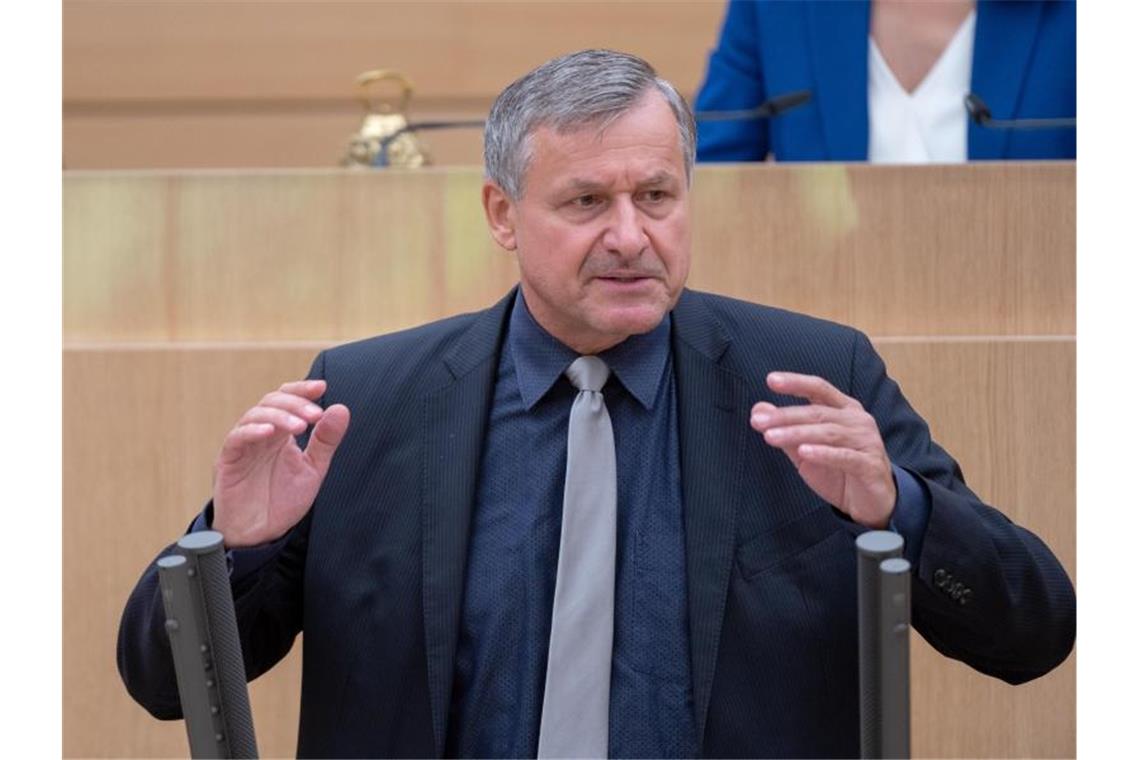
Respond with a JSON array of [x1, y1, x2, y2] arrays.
[[257, 390, 325, 423], [216, 422, 280, 465], [304, 404, 351, 473], [751, 403, 854, 432], [766, 372, 859, 410], [762, 422, 861, 450], [277, 379, 327, 399], [750, 401, 777, 417], [753, 429, 804, 468], [796, 443, 885, 478], [238, 406, 310, 435], [795, 447, 896, 529]]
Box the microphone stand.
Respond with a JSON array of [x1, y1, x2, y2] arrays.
[[375, 119, 486, 167], [373, 90, 815, 167], [158, 531, 259, 758], [695, 90, 812, 123], [964, 93, 1076, 130], [856, 531, 911, 760]]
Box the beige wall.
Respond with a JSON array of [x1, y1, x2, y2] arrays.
[[64, 163, 1075, 757]]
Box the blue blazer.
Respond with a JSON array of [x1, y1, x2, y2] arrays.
[[119, 289, 1075, 758], [695, 0, 1076, 161]]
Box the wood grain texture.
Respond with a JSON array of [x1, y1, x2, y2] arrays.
[[63, 107, 488, 170], [62, 347, 316, 759], [63, 339, 1074, 758], [63, 163, 1074, 342], [64, 169, 520, 341], [877, 339, 1076, 758], [691, 163, 1076, 336], [63, 1, 722, 100], [61, 0, 724, 168]]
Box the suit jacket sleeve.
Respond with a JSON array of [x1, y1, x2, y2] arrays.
[[851, 331, 1075, 682], [115, 353, 328, 719]]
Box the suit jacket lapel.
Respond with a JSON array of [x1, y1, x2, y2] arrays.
[[671, 291, 752, 745], [420, 288, 755, 751], [421, 290, 514, 755], [808, 0, 871, 160], [969, 1, 1045, 159]]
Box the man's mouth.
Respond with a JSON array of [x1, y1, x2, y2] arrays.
[[596, 272, 655, 282]]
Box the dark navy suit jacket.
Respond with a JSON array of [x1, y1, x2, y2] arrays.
[[695, 0, 1076, 161], [118, 289, 1075, 758]]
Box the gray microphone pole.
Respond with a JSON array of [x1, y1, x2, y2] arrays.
[[878, 557, 911, 759], [856, 531, 910, 759], [157, 531, 259, 758]]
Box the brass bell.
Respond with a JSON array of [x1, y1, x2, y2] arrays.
[[342, 69, 430, 169]]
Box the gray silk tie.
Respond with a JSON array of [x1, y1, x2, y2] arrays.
[[537, 356, 617, 759]]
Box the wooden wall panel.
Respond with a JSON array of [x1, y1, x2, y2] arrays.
[[63, 347, 316, 759], [63, 1, 723, 101], [63, 338, 1074, 757], [63, 109, 487, 170], [63, 163, 1075, 342], [62, 0, 725, 169], [692, 163, 1075, 335], [64, 169, 519, 342], [879, 339, 1075, 758]]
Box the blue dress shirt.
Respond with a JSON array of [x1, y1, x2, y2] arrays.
[[446, 293, 698, 758]]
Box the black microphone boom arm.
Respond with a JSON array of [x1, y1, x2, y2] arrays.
[[964, 93, 1076, 130]]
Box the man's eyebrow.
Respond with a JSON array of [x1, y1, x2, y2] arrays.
[[560, 172, 680, 194], [639, 171, 679, 187], [561, 178, 607, 194]]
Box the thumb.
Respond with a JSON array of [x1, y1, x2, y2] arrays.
[[304, 404, 351, 474]]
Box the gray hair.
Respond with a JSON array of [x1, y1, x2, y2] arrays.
[[484, 49, 696, 200]]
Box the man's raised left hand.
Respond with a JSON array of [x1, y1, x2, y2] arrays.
[[750, 372, 896, 529]]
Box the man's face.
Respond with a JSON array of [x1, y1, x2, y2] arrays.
[[483, 91, 692, 354]]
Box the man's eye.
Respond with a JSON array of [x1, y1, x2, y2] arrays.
[[641, 190, 668, 203], [573, 194, 600, 208]]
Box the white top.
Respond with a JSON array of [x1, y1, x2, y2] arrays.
[[867, 10, 976, 163]]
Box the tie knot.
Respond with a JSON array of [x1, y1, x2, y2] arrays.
[[565, 356, 609, 392]]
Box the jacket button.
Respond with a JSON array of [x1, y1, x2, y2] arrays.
[[934, 568, 948, 587]]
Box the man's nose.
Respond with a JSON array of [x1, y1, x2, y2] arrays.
[[601, 197, 650, 258]]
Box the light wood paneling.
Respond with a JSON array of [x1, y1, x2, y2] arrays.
[[878, 339, 1076, 758], [63, 347, 316, 759], [63, 1, 722, 101], [63, 163, 1075, 342], [692, 163, 1076, 336], [63, 108, 488, 170], [64, 339, 1074, 758], [62, 0, 725, 169], [64, 169, 519, 342]]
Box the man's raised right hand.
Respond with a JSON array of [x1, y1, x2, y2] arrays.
[[212, 379, 350, 548]]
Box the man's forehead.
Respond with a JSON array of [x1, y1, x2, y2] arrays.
[[559, 170, 681, 192], [528, 130, 684, 181]]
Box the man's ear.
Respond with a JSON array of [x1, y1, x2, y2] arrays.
[[482, 180, 518, 251]]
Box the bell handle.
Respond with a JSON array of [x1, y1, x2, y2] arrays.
[[355, 69, 414, 114]]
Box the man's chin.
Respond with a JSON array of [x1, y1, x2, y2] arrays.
[[596, 304, 670, 338]]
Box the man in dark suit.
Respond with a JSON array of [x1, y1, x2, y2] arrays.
[[118, 49, 1075, 758]]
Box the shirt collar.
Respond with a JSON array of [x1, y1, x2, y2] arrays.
[[509, 290, 671, 411]]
